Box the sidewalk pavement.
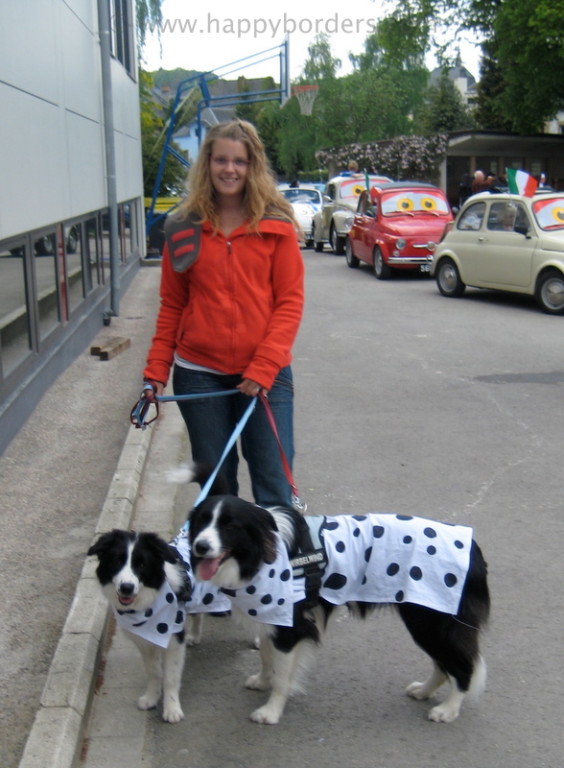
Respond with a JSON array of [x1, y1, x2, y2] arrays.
[[0, 263, 163, 768]]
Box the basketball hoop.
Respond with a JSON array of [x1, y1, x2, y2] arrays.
[[293, 84, 319, 116]]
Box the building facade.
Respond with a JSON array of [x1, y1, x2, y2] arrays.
[[0, 0, 145, 453]]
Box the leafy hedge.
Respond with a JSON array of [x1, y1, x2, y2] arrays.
[[315, 134, 449, 182]]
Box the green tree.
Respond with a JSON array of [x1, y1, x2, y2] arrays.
[[415, 69, 476, 133], [136, 0, 163, 50], [493, 0, 564, 132], [139, 70, 186, 196], [473, 40, 513, 131], [387, 0, 564, 133]]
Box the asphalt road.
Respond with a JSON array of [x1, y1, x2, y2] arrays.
[[80, 250, 563, 768]]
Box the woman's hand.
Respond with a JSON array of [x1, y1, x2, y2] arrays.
[[237, 378, 268, 397]]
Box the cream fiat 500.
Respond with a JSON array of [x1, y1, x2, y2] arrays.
[[430, 191, 564, 314]]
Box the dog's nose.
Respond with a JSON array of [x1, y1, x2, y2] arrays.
[[119, 582, 135, 596], [194, 540, 211, 557]]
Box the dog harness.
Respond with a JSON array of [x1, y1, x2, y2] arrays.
[[212, 514, 473, 626], [112, 531, 231, 647]]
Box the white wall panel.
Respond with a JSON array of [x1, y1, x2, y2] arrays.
[[0, 0, 143, 239], [115, 132, 144, 201], [64, 112, 107, 215], [0, 0, 61, 105], [0, 86, 67, 237], [63, 0, 97, 32], [61, 5, 102, 123]]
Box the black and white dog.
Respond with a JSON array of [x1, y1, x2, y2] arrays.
[[186, 468, 490, 726], [87, 530, 190, 722], [87, 517, 230, 722]]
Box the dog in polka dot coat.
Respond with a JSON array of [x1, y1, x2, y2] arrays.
[[188, 484, 490, 726]]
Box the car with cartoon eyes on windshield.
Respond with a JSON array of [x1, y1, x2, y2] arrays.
[[345, 182, 454, 278], [312, 173, 392, 254], [430, 191, 564, 314]]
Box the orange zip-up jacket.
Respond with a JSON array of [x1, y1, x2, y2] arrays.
[[143, 217, 304, 391]]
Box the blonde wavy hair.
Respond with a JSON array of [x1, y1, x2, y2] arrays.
[[178, 120, 295, 231]]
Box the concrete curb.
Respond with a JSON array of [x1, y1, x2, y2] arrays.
[[17, 424, 154, 768]]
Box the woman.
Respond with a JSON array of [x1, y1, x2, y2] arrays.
[[142, 120, 304, 508]]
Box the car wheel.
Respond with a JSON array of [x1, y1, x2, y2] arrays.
[[34, 235, 55, 256], [66, 226, 79, 254], [345, 238, 360, 268], [313, 224, 324, 252], [373, 247, 391, 280], [329, 223, 345, 255], [305, 239, 314, 249], [535, 269, 564, 314], [436, 257, 465, 297]]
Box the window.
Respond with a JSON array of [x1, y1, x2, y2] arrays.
[[109, 0, 135, 76], [458, 202, 485, 231], [0, 240, 31, 377]]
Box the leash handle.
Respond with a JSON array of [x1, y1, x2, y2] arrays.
[[258, 393, 306, 513], [130, 388, 240, 428]]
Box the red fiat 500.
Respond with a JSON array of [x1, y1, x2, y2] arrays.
[[346, 182, 453, 279]]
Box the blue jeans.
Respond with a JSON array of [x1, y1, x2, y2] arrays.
[[172, 365, 295, 507]]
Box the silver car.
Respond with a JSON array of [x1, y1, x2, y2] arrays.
[[430, 191, 564, 314]]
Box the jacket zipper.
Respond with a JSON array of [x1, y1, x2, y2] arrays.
[[226, 240, 235, 365]]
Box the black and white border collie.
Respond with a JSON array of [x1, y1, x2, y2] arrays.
[[87, 530, 197, 723], [187, 468, 490, 726]]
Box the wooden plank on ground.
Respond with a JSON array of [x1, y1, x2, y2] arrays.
[[90, 336, 131, 361]]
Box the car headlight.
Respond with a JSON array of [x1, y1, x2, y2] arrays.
[[427, 241, 437, 252], [343, 215, 354, 232], [395, 238, 407, 250]]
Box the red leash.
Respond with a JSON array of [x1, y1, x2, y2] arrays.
[[258, 392, 306, 513]]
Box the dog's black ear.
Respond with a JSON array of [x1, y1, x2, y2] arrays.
[[87, 529, 122, 558]]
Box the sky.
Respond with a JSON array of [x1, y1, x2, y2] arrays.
[[141, 0, 482, 85]]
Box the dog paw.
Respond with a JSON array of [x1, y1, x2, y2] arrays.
[[406, 681, 431, 701], [163, 701, 185, 723], [137, 693, 159, 711], [186, 634, 201, 647], [428, 702, 460, 723], [245, 673, 270, 691], [250, 705, 280, 725]]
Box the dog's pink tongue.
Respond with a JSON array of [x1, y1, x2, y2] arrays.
[[198, 557, 221, 581]]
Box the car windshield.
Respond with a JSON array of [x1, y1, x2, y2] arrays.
[[381, 190, 450, 216], [531, 197, 564, 231], [281, 189, 320, 205], [337, 177, 387, 204]]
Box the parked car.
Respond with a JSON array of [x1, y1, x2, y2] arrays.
[[312, 173, 392, 254], [430, 191, 564, 314], [279, 185, 323, 248], [346, 182, 453, 279]]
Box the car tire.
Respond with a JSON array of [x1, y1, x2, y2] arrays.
[[535, 269, 564, 314], [345, 238, 360, 268], [329, 223, 346, 255], [305, 239, 314, 249], [373, 247, 391, 280], [436, 257, 465, 297], [66, 226, 79, 254], [313, 224, 324, 252]]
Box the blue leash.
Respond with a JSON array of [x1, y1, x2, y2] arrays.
[[182, 395, 257, 531], [130, 387, 240, 428]]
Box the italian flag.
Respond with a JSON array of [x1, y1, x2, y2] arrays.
[[506, 168, 538, 197]]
